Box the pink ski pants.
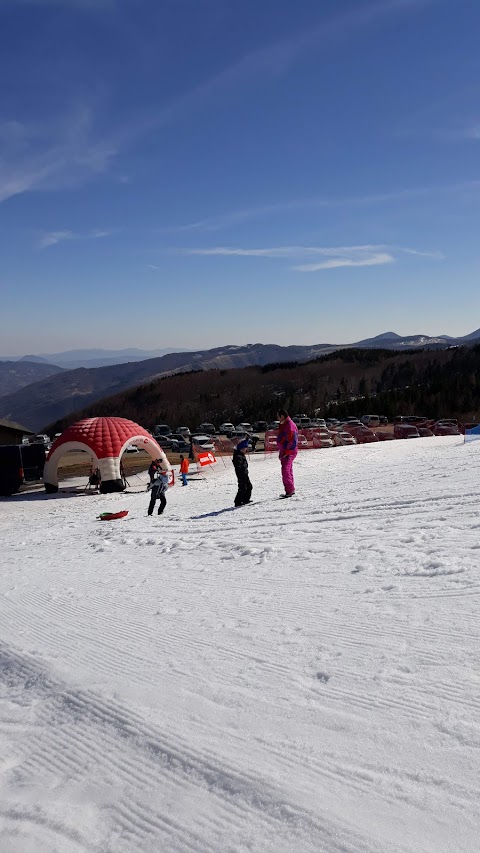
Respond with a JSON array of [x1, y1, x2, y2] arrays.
[[280, 452, 297, 495]]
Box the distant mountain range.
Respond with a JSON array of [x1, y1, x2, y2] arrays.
[[1, 329, 479, 432], [0, 347, 188, 370], [0, 360, 64, 398]]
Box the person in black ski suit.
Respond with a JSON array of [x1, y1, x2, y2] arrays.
[[147, 470, 169, 516], [232, 439, 252, 506]]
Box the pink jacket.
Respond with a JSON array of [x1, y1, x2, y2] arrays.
[[276, 417, 298, 458]]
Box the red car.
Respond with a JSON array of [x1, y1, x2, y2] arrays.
[[393, 424, 420, 439], [432, 422, 460, 436], [418, 427, 434, 437], [374, 431, 396, 441], [348, 427, 379, 444]]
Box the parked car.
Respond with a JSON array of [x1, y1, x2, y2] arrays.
[[432, 421, 460, 436], [264, 434, 278, 450], [197, 423, 216, 435], [313, 430, 334, 448], [166, 433, 190, 452], [176, 426, 191, 437], [342, 422, 363, 435], [31, 433, 49, 445], [335, 431, 357, 445], [341, 419, 363, 429], [393, 415, 427, 425], [361, 415, 380, 427], [236, 422, 253, 433], [418, 427, 434, 437], [253, 421, 268, 432], [293, 416, 311, 428], [378, 416, 389, 425], [268, 420, 280, 430], [219, 422, 235, 434], [374, 431, 396, 441], [191, 434, 215, 451], [297, 434, 309, 447], [355, 429, 380, 444], [156, 435, 174, 449], [394, 424, 420, 439], [154, 424, 172, 437]]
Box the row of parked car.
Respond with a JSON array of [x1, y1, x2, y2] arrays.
[[149, 413, 475, 454], [322, 417, 466, 445], [151, 422, 265, 453]]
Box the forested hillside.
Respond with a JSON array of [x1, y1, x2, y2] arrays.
[[45, 345, 480, 433]]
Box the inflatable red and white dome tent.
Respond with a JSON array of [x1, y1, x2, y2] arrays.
[[43, 416, 170, 493]]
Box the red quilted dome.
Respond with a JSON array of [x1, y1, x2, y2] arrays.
[[44, 416, 168, 494], [48, 417, 154, 459]]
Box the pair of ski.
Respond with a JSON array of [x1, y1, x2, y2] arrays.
[[235, 493, 296, 508]]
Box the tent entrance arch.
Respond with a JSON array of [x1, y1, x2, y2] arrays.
[[43, 417, 170, 493]]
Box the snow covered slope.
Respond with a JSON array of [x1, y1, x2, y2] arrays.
[[1, 438, 479, 852]]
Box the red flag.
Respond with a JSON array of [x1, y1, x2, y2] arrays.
[[196, 451, 217, 467]]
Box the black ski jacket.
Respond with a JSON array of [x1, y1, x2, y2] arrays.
[[232, 449, 249, 479]]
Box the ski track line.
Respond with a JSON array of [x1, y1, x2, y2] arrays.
[[0, 644, 413, 853], [8, 593, 477, 781], [4, 572, 477, 706], [0, 592, 301, 691], [251, 737, 479, 813], [0, 803, 107, 853], [316, 675, 480, 723]]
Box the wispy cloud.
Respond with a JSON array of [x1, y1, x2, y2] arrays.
[[37, 228, 112, 249], [168, 180, 480, 233], [0, 107, 120, 205], [0, 0, 437, 206], [294, 253, 394, 272], [0, 0, 115, 6], [165, 244, 443, 273], [151, 0, 437, 132], [458, 125, 480, 141]]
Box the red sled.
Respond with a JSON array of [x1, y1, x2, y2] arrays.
[[97, 510, 129, 521]]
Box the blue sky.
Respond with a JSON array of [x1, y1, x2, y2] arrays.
[[1, 0, 480, 355]]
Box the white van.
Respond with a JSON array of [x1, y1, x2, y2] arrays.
[[294, 416, 311, 428], [361, 415, 380, 427]]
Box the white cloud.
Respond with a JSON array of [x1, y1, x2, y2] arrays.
[[37, 231, 74, 249], [178, 245, 384, 259], [166, 244, 442, 273], [37, 229, 112, 249], [294, 253, 394, 271]]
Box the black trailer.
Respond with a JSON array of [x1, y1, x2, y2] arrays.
[[0, 444, 46, 496]]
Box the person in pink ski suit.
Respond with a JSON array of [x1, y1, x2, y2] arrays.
[[276, 409, 298, 497]]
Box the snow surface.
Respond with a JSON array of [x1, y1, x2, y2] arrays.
[[1, 437, 480, 853]]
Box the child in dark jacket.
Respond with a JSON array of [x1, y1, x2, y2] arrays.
[[147, 470, 169, 515], [232, 439, 252, 506], [147, 459, 161, 489]]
